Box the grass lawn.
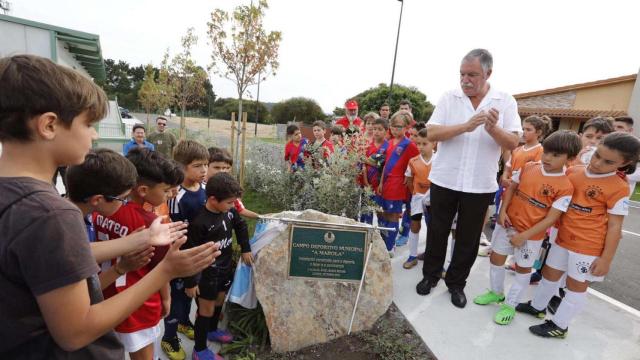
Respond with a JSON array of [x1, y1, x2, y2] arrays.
[[256, 137, 285, 145], [632, 183, 640, 202], [241, 187, 284, 235]]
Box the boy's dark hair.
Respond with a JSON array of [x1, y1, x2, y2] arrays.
[[399, 99, 412, 109], [208, 146, 233, 165], [312, 120, 326, 129], [0, 54, 108, 142], [614, 116, 634, 126], [126, 147, 171, 185], [206, 172, 243, 201], [373, 118, 389, 130], [413, 121, 426, 131], [542, 130, 581, 159], [380, 102, 390, 109], [286, 124, 300, 136], [156, 116, 168, 123], [66, 148, 137, 202], [603, 132, 640, 174], [583, 116, 614, 134], [173, 139, 209, 166], [417, 128, 429, 138], [164, 160, 185, 187], [132, 124, 146, 133], [523, 115, 552, 140], [331, 126, 344, 136]]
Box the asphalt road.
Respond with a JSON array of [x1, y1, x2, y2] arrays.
[[589, 203, 640, 310]]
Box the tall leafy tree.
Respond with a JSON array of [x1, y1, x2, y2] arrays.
[[272, 97, 325, 124], [208, 0, 281, 173], [350, 83, 434, 121], [167, 28, 209, 139]]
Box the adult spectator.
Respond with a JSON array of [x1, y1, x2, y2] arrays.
[[416, 49, 521, 308], [398, 99, 417, 132], [379, 103, 391, 120], [336, 99, 364, 136], [147, 116, 177, 158], [123, 124, 155, 155]]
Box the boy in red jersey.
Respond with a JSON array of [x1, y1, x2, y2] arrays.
[[93, 148, 176, 359], [361, 118, 389, 224]]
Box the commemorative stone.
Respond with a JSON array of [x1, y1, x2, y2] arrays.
[[253, 209, 393, 353]]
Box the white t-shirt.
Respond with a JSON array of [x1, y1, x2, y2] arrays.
[[428, 87, 522, 193]]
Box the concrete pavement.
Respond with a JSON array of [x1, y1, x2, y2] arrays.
[[391, 226, 640, 360]]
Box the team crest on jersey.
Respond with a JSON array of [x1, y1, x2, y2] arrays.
[[520, 247, 533, 260], [576, 261, 590, 274], [395, 146, 405, 156], [539, 184, 555, 197], [585, 185, 603, 199]]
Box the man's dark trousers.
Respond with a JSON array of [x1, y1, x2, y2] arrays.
[[422, 183, 494, 290]]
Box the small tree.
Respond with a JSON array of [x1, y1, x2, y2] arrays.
[[208, 0, 281, 173], [350, 83, 434, 121], [137, 64, 159, 128], [156, 52, 174, 120], [168, 28, 209, 139]]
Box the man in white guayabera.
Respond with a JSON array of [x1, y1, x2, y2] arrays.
[[416, 49, 522, 308]]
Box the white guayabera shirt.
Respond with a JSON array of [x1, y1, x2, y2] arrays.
[[429, 86, 522, 193]]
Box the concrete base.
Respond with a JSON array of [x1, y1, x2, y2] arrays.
[[391, 227, 640, 360]]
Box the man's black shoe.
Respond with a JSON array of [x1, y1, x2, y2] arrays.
[[416, 278, 437, 295], [449, 288, 467, 308]]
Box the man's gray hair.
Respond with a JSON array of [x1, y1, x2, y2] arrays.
[[462, 49, 493, 73]]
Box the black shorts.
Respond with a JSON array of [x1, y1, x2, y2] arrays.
[[197, 266, 232, 300]]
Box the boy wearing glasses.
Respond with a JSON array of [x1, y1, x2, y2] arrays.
[[148, 116, 178, 159], [93, 148, 177, 359]]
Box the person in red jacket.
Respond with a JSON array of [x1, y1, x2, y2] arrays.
[[335, 99, 364, 136]]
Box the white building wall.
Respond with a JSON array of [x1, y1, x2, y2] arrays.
[[0, 21, 50, 58], [55, 40, 91, 78]]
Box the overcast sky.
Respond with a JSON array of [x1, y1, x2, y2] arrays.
[[9, 0, 640, 113]]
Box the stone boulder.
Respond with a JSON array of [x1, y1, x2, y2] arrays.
[[253, 209, 393, 353]]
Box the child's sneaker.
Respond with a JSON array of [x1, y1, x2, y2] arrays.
[[396, 234, 409, 247], [479, 232, 491, 246], [403, 256, 418, 269], [515, 301, 546, 318], [178, 323, 195, 340], [192, 348, 223, 360], [207, 328, 234, 344], [388, 247, 396, 258], [161, 337, 186, 360], [547, 295, 563, 315], [473, 290, 505, 305], [529, 320, 568, 339], [477, 246, 491, 257], [494, 304, 516, 325]]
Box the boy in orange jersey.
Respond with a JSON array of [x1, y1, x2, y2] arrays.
[[403, 128, 434, 269], [473, 131, 581, 325], [519, 132, 640, 338]]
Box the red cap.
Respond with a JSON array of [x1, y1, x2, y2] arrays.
[[345, 99, 358, 110]]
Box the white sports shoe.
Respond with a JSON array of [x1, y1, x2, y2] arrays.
[[479, 232, 491, 246]]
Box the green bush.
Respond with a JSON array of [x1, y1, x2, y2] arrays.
[[271, 97, 325, 124]]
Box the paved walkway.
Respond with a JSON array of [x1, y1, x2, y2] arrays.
[[391, 226, 640, 360]]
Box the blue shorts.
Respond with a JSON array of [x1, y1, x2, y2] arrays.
[[381, 199, 404, 214], [372, 194, 384, 207]]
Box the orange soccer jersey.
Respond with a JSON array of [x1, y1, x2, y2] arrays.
[[407, 155, 432, 195], [557, 165, 629, 256], [506, 162, 573, 240], [508, 144, 543, 175]]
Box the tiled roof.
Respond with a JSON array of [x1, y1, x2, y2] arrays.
[[518, 107, 627, 119], [514, 74, 637, 99]]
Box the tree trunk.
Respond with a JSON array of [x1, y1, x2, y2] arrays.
[[180, 104, 186, 140], [146, 111, 150, 130], [234, 97, 243, 176]]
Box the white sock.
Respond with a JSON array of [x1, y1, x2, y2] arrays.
[[505, 271, 531, 307], [531, 277, 560, 311], [409, 231, 419, 257], [490, 263, 506, 294], [552, 288, 587, 329]]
